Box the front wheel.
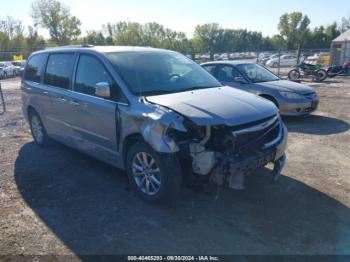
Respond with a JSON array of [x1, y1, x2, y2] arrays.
[[315, 69, 327, 81], [126, 141, 182, 203], [288, 69, 300, 80]]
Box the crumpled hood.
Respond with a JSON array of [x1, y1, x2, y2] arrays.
[[146, 86, 278, 126], [255, 80, 315, 94]]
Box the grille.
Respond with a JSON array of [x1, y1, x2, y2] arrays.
[[230, 116, 281, 154]]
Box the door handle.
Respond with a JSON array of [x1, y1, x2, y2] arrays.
[[25, 87, 32, 91], [70, 100, 80, 106], [43, 91, 49, 95]]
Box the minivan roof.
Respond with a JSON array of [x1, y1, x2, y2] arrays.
[[32, 45, 171, 54]]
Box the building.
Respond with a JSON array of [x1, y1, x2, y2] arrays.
[[331, 29, 350, 66]]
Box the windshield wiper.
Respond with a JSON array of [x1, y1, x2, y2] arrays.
[[184, 85, 221, 91]]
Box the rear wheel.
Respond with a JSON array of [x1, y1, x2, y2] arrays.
[[126, 141, 182, 203], [288, 69, 300, 80], [29, 111, 50, 147], [315, 69, 327, 81]]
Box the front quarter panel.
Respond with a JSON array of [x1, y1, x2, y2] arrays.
[[119, 100, 187, 155]]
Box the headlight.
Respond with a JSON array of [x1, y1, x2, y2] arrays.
[[279, 91, 304, 99]]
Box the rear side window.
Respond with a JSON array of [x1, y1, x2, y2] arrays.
[[44, 53, 75, 89], [202, 65, 216, 75], [75, 54, 126, 101], [24, 54, 46, 83], [217, 65, 242, 82]]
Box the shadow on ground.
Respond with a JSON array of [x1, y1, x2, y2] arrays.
[[283, 114, 350, 135], [15, 142, 350, 255]]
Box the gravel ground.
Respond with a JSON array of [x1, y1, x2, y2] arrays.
[[0, 77, 349, 257]]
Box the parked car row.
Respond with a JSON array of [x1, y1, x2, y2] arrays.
[[198, 52, 256, 62], [258, 53, 301, 68], [258, 51, 331, 68], [0, 60, 26, 79]]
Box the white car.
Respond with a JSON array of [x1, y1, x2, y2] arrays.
[[0, 61, 16, 78], [12, 60, 26, 75], [266, 55, 298, 68]]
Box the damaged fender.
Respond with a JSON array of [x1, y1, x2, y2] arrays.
[[140, 109, 187, 153]]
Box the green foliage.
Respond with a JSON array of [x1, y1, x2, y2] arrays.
[[0, 3, 344, 61], [31, 0, 81, 44], [340, 16, 350, 33], [305, 23, 340, 49], [101, 21, 190, 53], [278, 12, 310, 49]]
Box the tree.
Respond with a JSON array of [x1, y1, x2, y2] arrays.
[[193, 23, 224, 59], [31, 0, 81, 45], [26, 26, 47, 52], [278, 12, 310, 50], [325, 22, 340, 43], [340, 16, 350, 33], [0, 16, 24, 40], [83, 30, 107, 45], [102, 21, 190, 53]]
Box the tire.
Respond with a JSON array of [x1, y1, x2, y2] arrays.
[[3, 72, 7, 79], [126, 141, 182, 203], [29, 110, 50, 147], [288, 69, 300, 80], [316, 69, 327, 81]]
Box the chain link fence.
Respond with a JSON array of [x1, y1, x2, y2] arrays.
[[189, 48, 331, 78]]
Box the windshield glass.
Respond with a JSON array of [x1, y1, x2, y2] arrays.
[[105, 51, 221, 96], [0, 63, 4, 68], [235, 63, 279, 83]]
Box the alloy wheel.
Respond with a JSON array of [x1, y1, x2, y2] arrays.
[[31, 115, 44, 144], [132, 152, 161, 196]]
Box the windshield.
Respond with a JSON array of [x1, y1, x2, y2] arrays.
[[0, 63, 4, 68], [105, 51, 221, 96], [235, 63, 279, 83]]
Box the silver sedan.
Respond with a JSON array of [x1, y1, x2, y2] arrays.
[[201, 61, 319, 116]]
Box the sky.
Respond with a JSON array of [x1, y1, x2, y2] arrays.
[[1, 0, 349, 37]]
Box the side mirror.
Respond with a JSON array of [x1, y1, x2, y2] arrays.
[[234, 76, 248, 84], [95, 82, 110, 98]]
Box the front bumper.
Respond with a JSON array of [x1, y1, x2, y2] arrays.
[[213, 123, 288, 189], [278, 97, 319, 116]]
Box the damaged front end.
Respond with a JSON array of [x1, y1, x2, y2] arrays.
[[168, 114, 287, 190]]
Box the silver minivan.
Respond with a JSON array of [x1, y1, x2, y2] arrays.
[[22, 46, 287, 203]]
